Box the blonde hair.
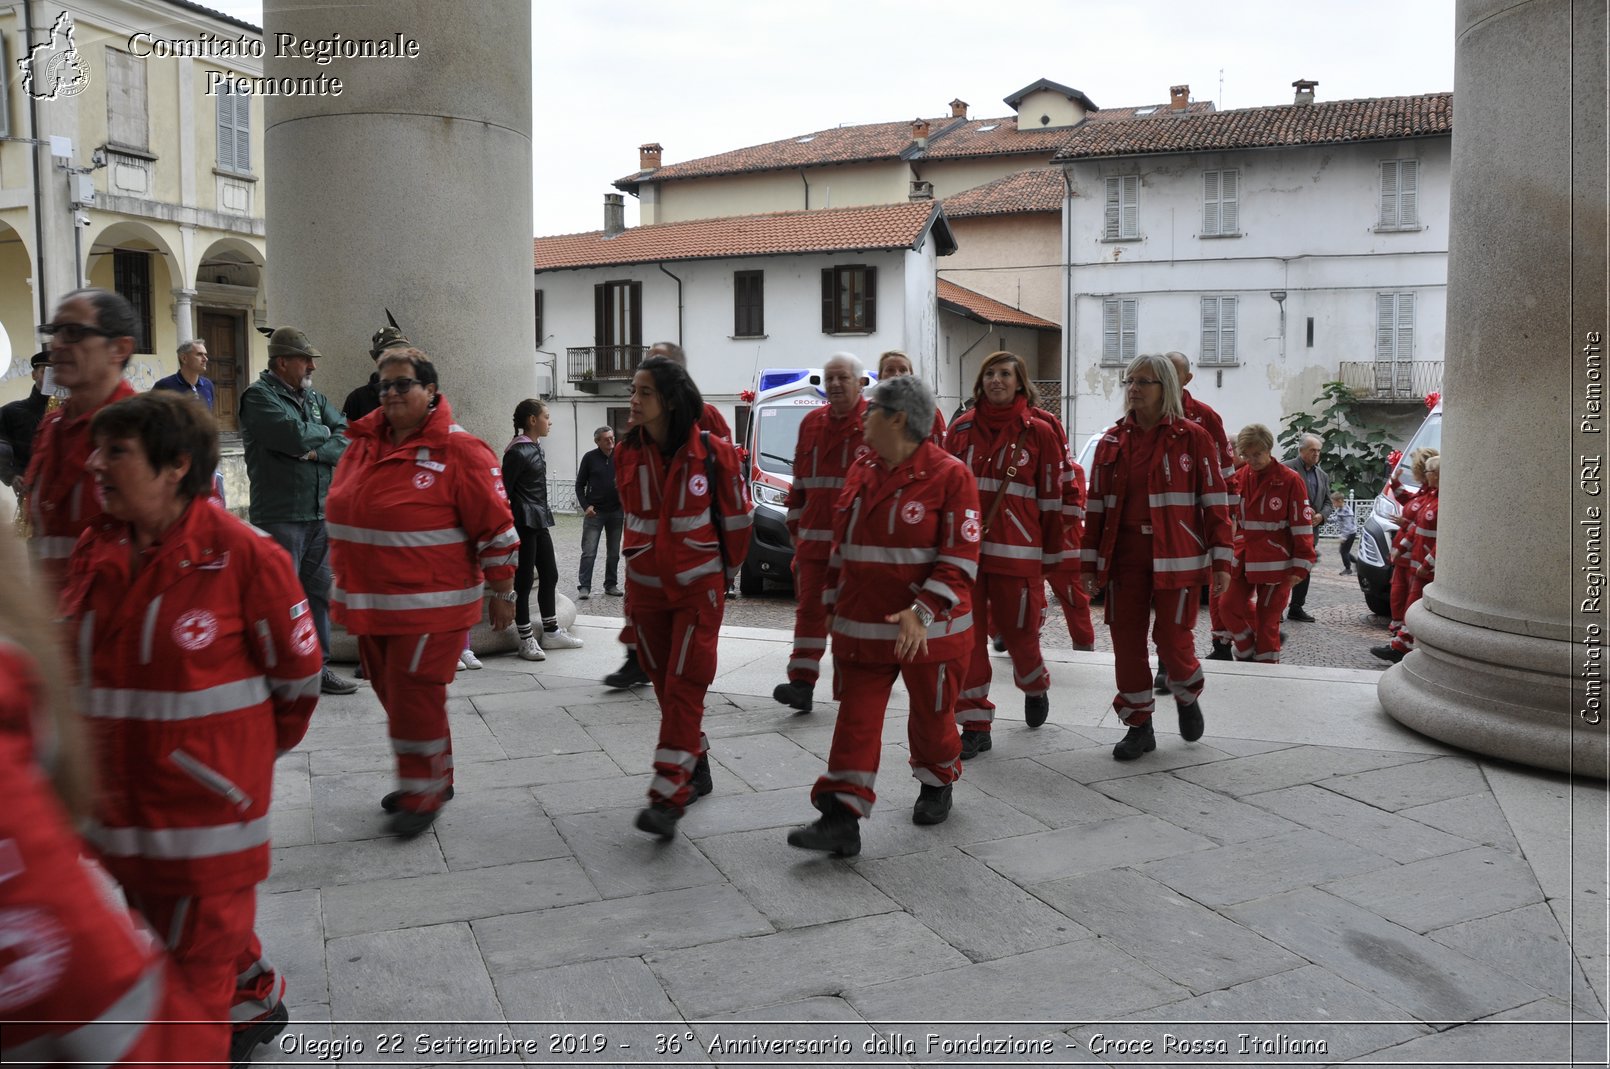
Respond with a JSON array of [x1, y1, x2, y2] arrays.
[[1234, 423, 1274, 452], [1123, 354, 1184, 420], [1424, 455, 1441, 473], [1410, 446, 1440, 482], [877, 350, 912, 377]]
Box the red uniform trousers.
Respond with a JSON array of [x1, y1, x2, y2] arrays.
[[1046, 573, 1095, 647], [1105, 537, 1204, 724], [1390, 573, 1430, 653], [1219, 568, 1293, 663], [1208, 587, 1230, 646], [358, 630, 466, 815], [126, 886, 284, 1035], [957, 574, 1048, 732], [634, 584, 723, 810], [1389, 562, 1414, 632], [787, 556, 830, 684], [813, 657, 963, 818]]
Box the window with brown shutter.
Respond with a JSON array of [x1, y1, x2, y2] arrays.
[[734, 271, 764, 337], [534, 289, 544, 345], [820, 265, 877, 334]]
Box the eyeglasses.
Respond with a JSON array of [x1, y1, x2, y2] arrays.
[[1120, 377, 1163, 388], [865, 402, 896, 416], [39, 322, 124, 344], [377, 378, 421, 395]]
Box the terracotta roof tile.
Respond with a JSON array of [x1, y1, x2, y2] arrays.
[[534, 202, 953, 271], [1053, 93, 1452, 160], [937, 279, 1058, 330], [615, 102, 1216, 189], [944, 168, 1064, 218]]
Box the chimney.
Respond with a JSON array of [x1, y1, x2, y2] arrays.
[[911, 118, 930, 148], [1169, 84, 1190, 112], [949, 98, 968, 119], [638, 142, 662, 171], [603, 193, 625, 237], [1292, 79, 1318, 106]]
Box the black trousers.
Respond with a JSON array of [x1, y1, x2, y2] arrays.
[[515, 522, 558, 627]]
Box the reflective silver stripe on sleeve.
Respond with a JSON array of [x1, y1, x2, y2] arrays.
[[922, 578, 962, 605], [1290, 525, 1314, 536], [1240, 520, 1289, 531], [1148, 492, 1197, 508], [482, 550, 518, 568], [1199, 492, 1231, 507], [936, 554, 979, 579], [981, 542, 1042, 560], [85, 815, 273, 859], [796, 476, 846, 490], [833, 611, 972, 641], [330, 585, 485, 611], [88, 677, 272, 721], [327, 523, 470, 548], [1212, 546, 1236, 562], [975, 478, 1035, 498], [797, 528, 835, 542], [479, 527, 520, 552], [1153, 553, 1212, 572], [840, 544, 938, 565], [627, 514, 658, 534], [723, 513, 752, 531], [33, 535, 77, 559]]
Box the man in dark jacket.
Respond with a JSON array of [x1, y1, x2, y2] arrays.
[[341, 324, 411, 421], [574, 425, 622, 599], [1285, 433, 1333, 623], [1, 351, 52, 487], [239, 326, 356, 694]]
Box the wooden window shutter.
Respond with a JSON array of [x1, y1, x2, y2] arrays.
[[1102, 298, 1120, 361], [1120, 176, 1139, 238], [1121, 298, 1137, 358], [821, 268, 835, 332], [216, 89, 234, 171], [233, 89, 251, 172], [1397, 292, 1415, 358], [733, 273, 745, 336], [629, 281, 642, 346], [534, 290, 544, 344], [1399, 160, 1419, 227], [1375, 293, 1396, 360], [1221, 170, 1239, 234], [862, 267, 877, 331], [1222, 296, 1237, 361], [1202, 171, 1220, 235], [1103, 178, 1121, 240], [1379, 161, 1399, 227], [1200, 297, 1218, 363], [594, 284, 608, 347]]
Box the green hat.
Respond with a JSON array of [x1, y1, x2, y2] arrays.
[[369, 325, 411, 359], [267, 326, 321, 360]]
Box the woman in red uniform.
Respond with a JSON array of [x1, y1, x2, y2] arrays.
[[1217, 424, 1316, 663], [617, 356, 752, 840], [944, 351, 1067, 757], [1079, 354, 1233, 761], [1378, 447, 1439, 647], [1373, 454, 1440, 663], [787, 375, 980, 856], [62, 391, 323, 1063], [326, 349, 519, 837]]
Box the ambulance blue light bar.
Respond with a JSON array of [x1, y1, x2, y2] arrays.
[[758, 369, 813, 392]]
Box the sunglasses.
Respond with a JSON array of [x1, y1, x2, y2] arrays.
[[377, 378, 423, 395], [39, 322, 125, 344], [1120, 377, 1163, 388]]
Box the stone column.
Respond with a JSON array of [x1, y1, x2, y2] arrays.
[[1378, 0, 1607, 776], [261, 0, 534, 445], [171, 288, 196, 345]]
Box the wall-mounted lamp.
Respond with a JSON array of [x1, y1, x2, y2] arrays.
[[1270, 290, 1287, 303]]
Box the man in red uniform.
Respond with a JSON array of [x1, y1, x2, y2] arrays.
[[1373, 455, 1440, 663], [21, 289, 138, 590], [1218, 424, 1316, 663], [774, 353, 868, 713]]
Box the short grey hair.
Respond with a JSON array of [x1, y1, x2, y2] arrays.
[[824, 351, 864, 379], [1301, 433, 1323, 450], [869, 374, 935, 444], [593, 425, 614, 442], [1123, 354, 1184, 420], [647, 341, 685, 366], [177, 339, 205, 358]]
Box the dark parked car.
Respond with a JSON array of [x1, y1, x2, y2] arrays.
[[1356, 400, 1443, 617]]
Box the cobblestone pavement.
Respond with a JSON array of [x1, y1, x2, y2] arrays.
[[548, 513, 1390, 671]]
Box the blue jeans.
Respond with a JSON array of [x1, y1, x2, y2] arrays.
[[260, 520, 332, 662], [579, 508, 623, 592]]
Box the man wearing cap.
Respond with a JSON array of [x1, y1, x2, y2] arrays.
[[240, 327, 358, 695], [152, 340, 216, 410], [342, 324, 411, 422], [1, 350, 52, 487]]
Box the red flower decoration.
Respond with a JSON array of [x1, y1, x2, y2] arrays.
[[739, 389, 756, 403], [1424, 391, 1440, 411], [1387, 449, 1403, 467]]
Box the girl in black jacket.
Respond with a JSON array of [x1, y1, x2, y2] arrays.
[[505, 400, 583, 658]]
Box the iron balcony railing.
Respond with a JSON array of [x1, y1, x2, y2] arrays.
[[1338, 360, 1443, 403], [567, 345, 646, 383]]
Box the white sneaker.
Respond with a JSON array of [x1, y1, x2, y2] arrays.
[[539, 627, 584, 650], [459, 649, 483, 670], [518, 636, 546, 661]]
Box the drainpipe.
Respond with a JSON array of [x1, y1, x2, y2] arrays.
[[1061, 167, 1077, 437], [797, 168, 810, 210], [25, 0, 49, 323], [657, 262, 683, 346]]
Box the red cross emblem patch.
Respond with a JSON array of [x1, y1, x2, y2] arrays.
[[902, 500, 927, 525], [172, 609, 218, 651]]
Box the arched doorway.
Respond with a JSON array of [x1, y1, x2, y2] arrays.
[[196, 238, 266, 432]]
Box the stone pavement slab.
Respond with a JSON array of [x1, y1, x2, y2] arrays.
[[1482, 763, 1610, 902], [1552, 897, 1610, 1013], [1399, 790, 1524, 852], [1035, 738, 1239, 783], [1137, 828, 1395, 908], [532, 772, 657, 815], [1171, 744, 1434, 798], [258, 888, 327, 1008], [273, 752, 312, 809], [321, 857, 597, 939], [697, 827, 898, 930], [710, 731, 825, 791], [1320, 845, 1545, 932], [1246, 782, 1480, 862], [855, 846, 1092, 963], [1322, 755, 1491, 811], [1357, 998, 1605, 1069], [678, 786, 806, 839], [948, 755, 1142, 828], [554, 808, 728, 899], [1428, 903, 1606, 1015], [964, 814, 1213, 885], [472, 694, 601, 757], [431, 786, 568, 871], [455, 749, 622, 791], [1032, 868, 1304, 994], [327, 923, 506, 1053], [268, 833, 447, 892], [848, 781, 1052, 861], [1091, 771, 1309, 844]]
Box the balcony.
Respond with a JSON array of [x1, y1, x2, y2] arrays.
[[567, 346, 646, 392], [1338, 360, 1443, 404]]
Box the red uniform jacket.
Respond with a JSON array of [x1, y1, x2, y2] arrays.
[[1182, 389, 1236, 492], [616, 424, 753, 598], [1408, 486, 1439, 578], [1389, 482, 1434, 571], [1082, 413, 1235, 589], [823, 440, 981, 664], [327, 397, 519, 636], [699, 402, 732, 441], [22, 379, 137, 588], [1233, 462, 1317, 583], [60, 497, 323, 895], [785, 398, 868, 562], [944, 399, 1066, 579]]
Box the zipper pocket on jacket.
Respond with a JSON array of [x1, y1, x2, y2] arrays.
[[1007, 509, 1033, 543], [169, 749, 253, 812]]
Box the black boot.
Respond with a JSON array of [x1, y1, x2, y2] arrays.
[[1177, 700, 1205, 742], [991, 635, 1007, 653], [1112, 721, 1156, 761], [230, 1003, 289, 1068], [959, 729, 992, 760], [1025, 692, 1049, 728], [1370, 644, 1406, 664], [1153, 668, 1169, 694], [689, 752, 713, 800], [786, 804, 861, 856], [1207, 640, 1233, 661], [604, 650, 650, 689], [912, 783, 953, 826], [634, 800, 682, 841], [387, 808, 439, 839], [772, 679, 814, 713], [381, 785, 453, 813]]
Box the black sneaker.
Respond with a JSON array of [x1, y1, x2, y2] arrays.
[[1177, 700, 1205, 742], [959, 729, 992, 760], [991, 635, 1007, 653], [1207, 640, 1233, 661], [634, 801, 682, 841], [1153, 668, 1169, 694], [604, 586, 624, 597], [912, 783, 953, 826], [786, 805, 861, 856], [689, 753, 713, 800], [381, 785, 453, 813], [577, 590, 591, 601], [1370, 644, 1406, 664], [1287, 608, 1316, 623], [230, 1002, 289, 1069], [387, 807, 439, 839], [320, 667, 358, 695], [773, 679, 814, 713], [1112, 721, 1156, 761], [1025, 692, 1049, 728], [603, 651, 650, 689]]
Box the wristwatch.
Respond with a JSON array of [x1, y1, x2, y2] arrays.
[[490, 590, 517, 603], [909, 600, 934, 628]]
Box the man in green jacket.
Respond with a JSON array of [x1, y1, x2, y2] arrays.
[[240, 326, 357, 695]]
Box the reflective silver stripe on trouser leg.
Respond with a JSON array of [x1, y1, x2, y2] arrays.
[[167, 895, 191, 951], [635, 624, 659, 670], [650, 747, 697, 800], [409, 634, 429, 674], [1017, 587, 1027, 630], [1176, 588, 1188, 626], [674, 624, 695, 676], [232, 951, 284, 1022]]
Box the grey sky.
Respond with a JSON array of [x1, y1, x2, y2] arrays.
[[209, 1, 1455, 237]]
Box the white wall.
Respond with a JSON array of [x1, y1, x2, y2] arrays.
[[1059, 137, 1452, 455]]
